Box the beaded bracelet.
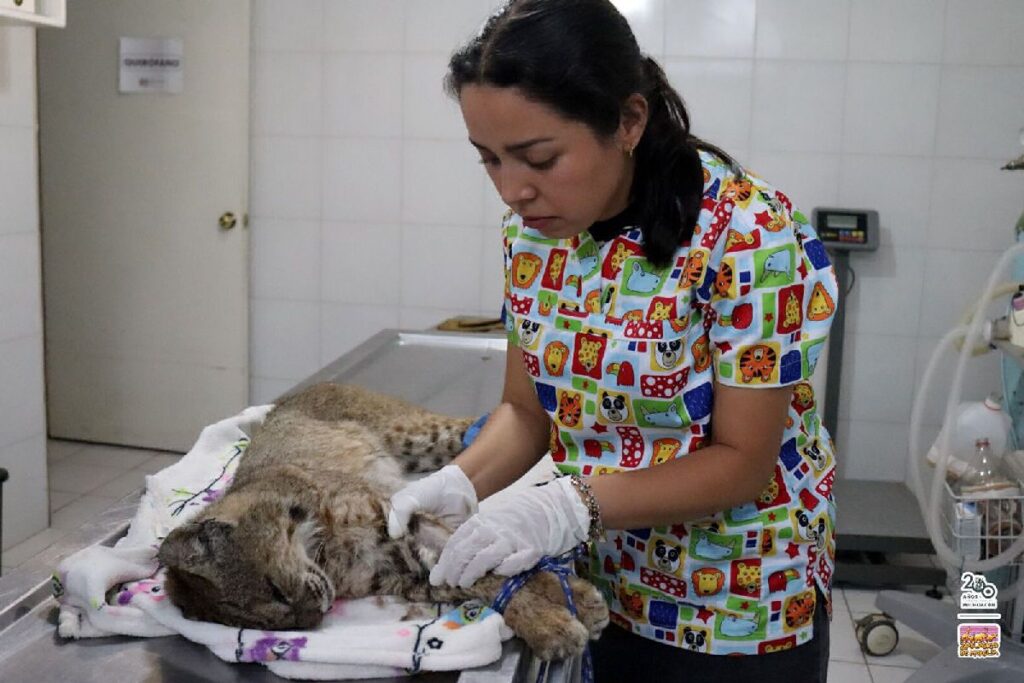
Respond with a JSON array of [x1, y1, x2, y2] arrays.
[[569, 474, 605, 543]]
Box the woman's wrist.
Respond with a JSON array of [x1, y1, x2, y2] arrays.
[[565, 474, 605, 543]]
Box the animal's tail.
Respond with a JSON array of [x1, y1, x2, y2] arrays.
[[382, 414, 478, 474]]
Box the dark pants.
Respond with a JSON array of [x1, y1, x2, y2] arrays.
[[592, 589, 830, 683]]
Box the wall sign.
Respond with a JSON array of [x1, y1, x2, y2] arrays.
[[119, 37, 183, 94]]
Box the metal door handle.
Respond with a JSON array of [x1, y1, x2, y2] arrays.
[[219, 212, 237, 230]]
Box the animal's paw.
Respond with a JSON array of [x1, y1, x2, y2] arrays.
[[518, 608, 590, 661], [569, 577, 609, 640]]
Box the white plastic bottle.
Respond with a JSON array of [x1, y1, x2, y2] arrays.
[[952, 395, 1012, 461], [926, 395, 1012, 480]]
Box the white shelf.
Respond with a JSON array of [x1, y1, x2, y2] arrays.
[[0, 0, 65, 28]]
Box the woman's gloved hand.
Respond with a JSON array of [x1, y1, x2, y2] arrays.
[[429, 476, 590, 588], [387, 464, 479, 539]]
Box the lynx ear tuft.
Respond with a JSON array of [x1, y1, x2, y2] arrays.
[[158, 518, 235, 567], [196, 519, 234, 555]]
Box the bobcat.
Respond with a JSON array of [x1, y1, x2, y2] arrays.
[[157, 383, 608, 661]]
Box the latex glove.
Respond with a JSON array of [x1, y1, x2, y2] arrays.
[[387, 464, 479, 538], [429, 476, 590, 588]]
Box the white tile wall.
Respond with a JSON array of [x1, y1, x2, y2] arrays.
[[250, 300, 322, 380], [323, 0, 406, 53], [751, 61, 847, 153], [251, 52, 323, 136], [849, 0, 944, 64], [0, 25, 46, 550], [250, 218, 321, 301], [250, 137, 322, 220], [836, 419, 911, 483], [324, 53, 403, 137], [838, 155, 932, 247], [664, 0, 756, 58], [403, 0, 500, 54], [249, 0, 1024, 487], [918, 249, 1006, 339], [402, 54, 466, 140], [323, 138, 403, 222], [0, 125, 39, 235], [663, 59, 754, 152], [928, 158, 1023, 251], [399, 225, 483, 310], [943, 0, 1024, 66], [611, 0, 666, 57], [478, 231, 506, 313], [251, 0, 324, 53], [402, 140, 485, 225], [321, 222, 402, 305], [0, 24, 37, 126], [934, 66, 1024, 159], [843, 63, 941, 157], [842, 246, 926, 337], [0, 232, 43, 342], [754, 0, 849, 61]]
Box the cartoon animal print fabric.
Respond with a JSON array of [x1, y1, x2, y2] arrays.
[[500, 150, 839, 655]]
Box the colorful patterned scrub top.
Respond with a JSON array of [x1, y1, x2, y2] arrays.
[[500, 150, 839, 655]]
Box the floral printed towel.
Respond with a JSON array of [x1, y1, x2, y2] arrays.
[[54, 405, 512, 680]]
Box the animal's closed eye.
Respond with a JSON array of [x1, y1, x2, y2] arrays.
[[267, 578, 290, 605]]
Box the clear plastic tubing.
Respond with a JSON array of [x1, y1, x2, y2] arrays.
[[909, 241, 1024, 589]]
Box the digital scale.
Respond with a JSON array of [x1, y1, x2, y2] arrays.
[[812, 207, 946, 590], [814, 207, 879, 252]]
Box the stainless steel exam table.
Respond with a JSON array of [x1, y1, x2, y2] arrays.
[[0, 329, 580, 683]]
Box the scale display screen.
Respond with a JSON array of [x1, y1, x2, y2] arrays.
[[812, 208, 879, 252]]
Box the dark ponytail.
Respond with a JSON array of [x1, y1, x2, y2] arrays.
[[446, 0, 737, 268]]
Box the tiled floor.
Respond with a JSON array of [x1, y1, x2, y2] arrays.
[[1, 438, 180, 571], [3, 441, 946, 681]]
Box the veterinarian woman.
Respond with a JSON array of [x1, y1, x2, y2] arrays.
[[388, 1, 838, 680]]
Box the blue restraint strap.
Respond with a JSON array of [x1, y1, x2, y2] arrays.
[[491, 544, 593, 683], [461, 413, 490, 449]]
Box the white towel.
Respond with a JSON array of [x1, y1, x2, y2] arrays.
[[54, 405, 512, 680]]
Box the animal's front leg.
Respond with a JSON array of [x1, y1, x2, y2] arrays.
[[487, 572, 609, 641], [389, 513, 601, 660], [459, 575, 593, 661]]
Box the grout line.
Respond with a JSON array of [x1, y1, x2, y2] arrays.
[[746, 0, 763, 152], [840, 588, 871, 668], [317, 24, 327, 371], [397, 21, 407, 315], [915, 0, 951, 347], [837, 0, 851, 160]]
